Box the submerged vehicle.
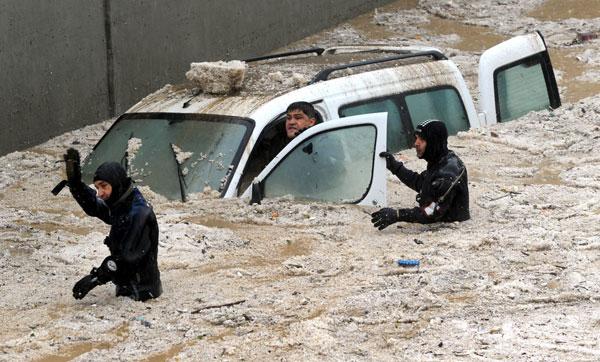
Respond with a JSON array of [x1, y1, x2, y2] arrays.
[[82, 32, 560, 206]]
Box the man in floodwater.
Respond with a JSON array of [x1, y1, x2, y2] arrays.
[[371, 120, 469, 229], [62, 149, 162, 301]]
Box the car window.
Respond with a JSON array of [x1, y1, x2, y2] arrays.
[[262, 125, 376, 203], [495, 57, 551, 122], [82, 114, 253, 200], [339, 97, 410, 153], [238, 106, 325, 196], [237, 115, 286, 195], [405, 87, 470, 136]]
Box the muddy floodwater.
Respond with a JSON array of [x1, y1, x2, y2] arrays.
[[290, 0, 600, 103], [530, 0, 600, 20], [2, 0, 600, 360]]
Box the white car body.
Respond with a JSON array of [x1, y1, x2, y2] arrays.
[[84, 32, 560, 206]]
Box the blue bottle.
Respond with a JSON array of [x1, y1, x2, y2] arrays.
[[397, 259, 420, 267]]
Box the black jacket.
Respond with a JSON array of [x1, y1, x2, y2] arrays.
[[238, 129, 291, 195], [391, 150, 470, 223], [71, 183, 162, 301]]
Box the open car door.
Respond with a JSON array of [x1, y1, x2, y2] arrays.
[[479, 31, 561, 124], [243, 113, 388, 206]]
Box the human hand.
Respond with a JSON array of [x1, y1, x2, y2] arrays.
[[379, 152, 403, 173], [64, 148, 81, 185], [72, 274, 99, 300], [371, 207, 399, 230]]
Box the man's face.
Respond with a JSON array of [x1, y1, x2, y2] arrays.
[[414, 134, 427, 159], [94, 180, 113, 201], [285, 109, 316, 139]]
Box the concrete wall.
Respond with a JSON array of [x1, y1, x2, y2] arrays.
[[1, 0, 395, 155], [0, 1, 110, 155]]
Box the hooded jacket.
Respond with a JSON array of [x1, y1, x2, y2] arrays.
[[70, 162, 162, 301], [390, 120, 470, 223]]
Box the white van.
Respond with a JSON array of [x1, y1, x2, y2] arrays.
[[82, 32, 560, 206]]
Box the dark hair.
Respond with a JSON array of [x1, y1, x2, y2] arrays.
[[286, 101, 322, 124]]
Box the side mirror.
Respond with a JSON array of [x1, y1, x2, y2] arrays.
[[250, 181, 264, 205]]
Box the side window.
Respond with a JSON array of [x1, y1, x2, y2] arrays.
[[404, 87, 470, 136], [495, 55, 551, 122], [262, 125, 376, 203], [339, 98, 410, 153]]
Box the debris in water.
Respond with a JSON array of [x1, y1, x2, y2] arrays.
[[185, 60, 247, 94], [574, 32, 598, 44], [397, 259, 420, 268], [134, 316, 152, 328], [268, 71, 284, 83]]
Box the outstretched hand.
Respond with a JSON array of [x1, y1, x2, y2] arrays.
[[379, 152, 403, 173], [371, 207, 399, 230], [72, 274, 99, 300]]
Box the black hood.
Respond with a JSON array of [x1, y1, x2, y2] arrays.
[[93, 162, 132, 206], [415, 120, 449, 164]]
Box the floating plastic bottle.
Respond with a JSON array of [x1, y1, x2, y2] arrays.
[[397, 259, 420, 267]]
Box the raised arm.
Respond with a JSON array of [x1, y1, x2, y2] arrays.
[[60, 148, 111, 223], [69, 182, 111, 223]]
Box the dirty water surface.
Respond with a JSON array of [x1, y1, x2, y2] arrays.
[[284, 0, 599, 104], [2, 1, 600, 361], [549, 47, 600, 103], [424, 16, 508, 52], [528, 0, 600, 20]]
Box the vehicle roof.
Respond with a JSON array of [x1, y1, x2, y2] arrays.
[[127, 45, 451, 118], [127, 84, 276, 117]]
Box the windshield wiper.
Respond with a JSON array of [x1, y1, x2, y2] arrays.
[[169, 143, 187, 202]]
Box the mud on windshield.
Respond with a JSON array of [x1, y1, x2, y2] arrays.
[[82, 113, 254, 201]]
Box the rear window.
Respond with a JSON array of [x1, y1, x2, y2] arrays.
[[495, 55, 552, 122]]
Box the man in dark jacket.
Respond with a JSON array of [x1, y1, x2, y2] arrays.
[[268, 102, 320, 161], [238, 101, 322, 193], [261, 101, 321, 165], [63, 149, 162, 301], [371, 120, 469, 229]]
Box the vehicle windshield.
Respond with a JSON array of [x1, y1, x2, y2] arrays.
[[82, 113, 254, 200]]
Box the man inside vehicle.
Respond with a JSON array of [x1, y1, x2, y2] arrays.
[[239, 101, 321, 193], [371, 119, 469, 229], [266, 101, 322, 161], [60, 148, 162, 301]]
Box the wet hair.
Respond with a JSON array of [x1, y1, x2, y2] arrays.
[[286, 101, 322, 124]]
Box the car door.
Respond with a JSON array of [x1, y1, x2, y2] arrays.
[[479, 31, 561, 124], [242, 113, 388, 206]]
